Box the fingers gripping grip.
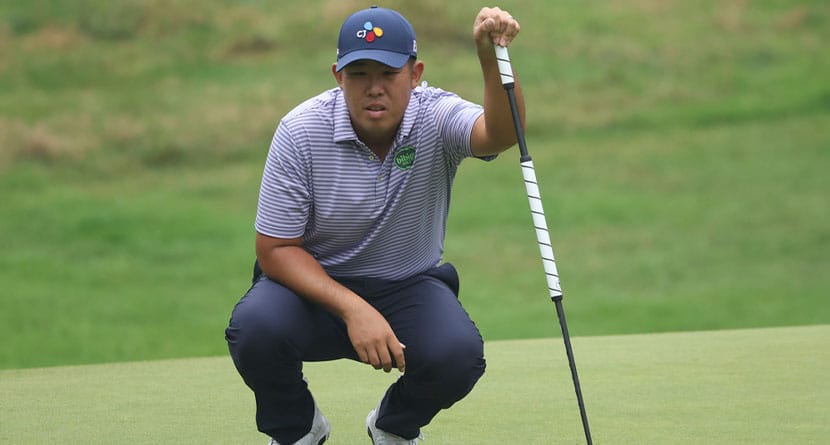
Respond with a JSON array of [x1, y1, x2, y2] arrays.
[[495, 45, 514, 87]]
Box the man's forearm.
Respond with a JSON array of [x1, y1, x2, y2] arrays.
[[255, 236, 370, 321], [478, 44, 525, 147], [255, 233, 406, 372], [469, 7, 525, 155]]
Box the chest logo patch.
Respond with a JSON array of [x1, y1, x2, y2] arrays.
[[394, 146, 416, 171]]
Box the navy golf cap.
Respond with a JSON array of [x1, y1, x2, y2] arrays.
[[336, 6, 417, 71]]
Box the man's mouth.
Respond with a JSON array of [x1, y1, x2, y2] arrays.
[[365, 104, 387, 118]]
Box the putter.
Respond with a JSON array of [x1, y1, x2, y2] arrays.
[[495, 45, 593, 445]]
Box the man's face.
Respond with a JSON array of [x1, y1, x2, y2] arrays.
[[333, 59, 424, 146]]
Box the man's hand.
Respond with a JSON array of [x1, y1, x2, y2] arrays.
[[255, 233, 406, 373], [344, 303, 406, 373], [473, 7, 520, 48], [469, 6, 525, 157]]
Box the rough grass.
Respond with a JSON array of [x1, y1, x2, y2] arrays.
[[0, 0, 828, 369]]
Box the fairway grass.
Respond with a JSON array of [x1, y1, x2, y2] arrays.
[[2, 325, 826, 444]]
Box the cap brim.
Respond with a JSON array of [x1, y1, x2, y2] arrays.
[[336, 50, 410, 71]]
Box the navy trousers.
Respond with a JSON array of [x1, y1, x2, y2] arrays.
[[225, 262, 486, 443]]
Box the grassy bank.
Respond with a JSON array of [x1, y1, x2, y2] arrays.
[[1, 0, 828, 368]]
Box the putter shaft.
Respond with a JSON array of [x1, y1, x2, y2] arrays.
[[496, 45, 593, 445]]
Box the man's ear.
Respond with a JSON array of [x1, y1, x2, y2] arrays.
[[411, 61, 424, 88], [332, 63, 343, 86]]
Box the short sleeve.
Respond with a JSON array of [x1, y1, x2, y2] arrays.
[[254, 120, 312, 239], [429, 88, 485, 162]]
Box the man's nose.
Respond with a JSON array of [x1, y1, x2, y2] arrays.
[[367, 74, 384, 95]]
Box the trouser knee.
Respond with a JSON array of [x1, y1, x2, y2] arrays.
[[225, 279, 309, 374], [410, 335, 486, 404], [442, 342, 486, 402], [227, 305, 294, 365]]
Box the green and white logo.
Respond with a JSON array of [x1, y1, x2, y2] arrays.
[[394, 145, 416, 171]]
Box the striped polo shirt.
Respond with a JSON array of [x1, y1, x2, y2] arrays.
[[255, 83, 485, 280]]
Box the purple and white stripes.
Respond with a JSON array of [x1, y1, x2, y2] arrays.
[[255, 85, 484, 280]]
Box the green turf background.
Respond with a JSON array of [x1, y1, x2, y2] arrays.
[[3, 1, 828, 442], [2, 0, 828, 371]]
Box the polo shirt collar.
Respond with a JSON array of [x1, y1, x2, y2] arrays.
[[333, 90, 357, 144]]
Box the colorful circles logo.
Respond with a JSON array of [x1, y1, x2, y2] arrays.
[[356, 21, 383, 42]]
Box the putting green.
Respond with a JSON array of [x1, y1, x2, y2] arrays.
[[2, 325, 827, 444]]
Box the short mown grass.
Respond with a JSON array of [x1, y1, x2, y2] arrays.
[[2, 326, 827, 443]]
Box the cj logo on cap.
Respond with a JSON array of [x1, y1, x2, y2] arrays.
[[356, 21, 383, 42]]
